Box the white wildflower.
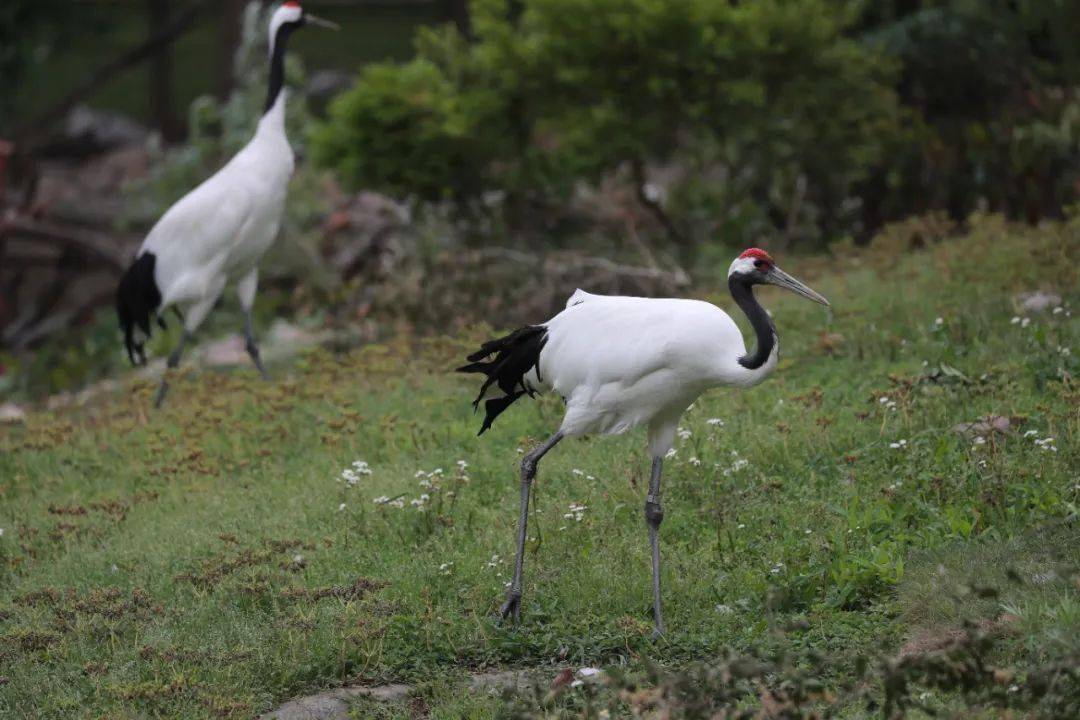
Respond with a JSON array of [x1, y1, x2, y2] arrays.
[[723, 458, 749, 476], [572, 469, 584, 476], [1034, 437, 1057, 452], [934, 317, 944, 326], [706, 418, 725, 427], [1011, 316, 1021, 325], [715, 603, 734, 615], [889, 439, 908, 450], [564, 503, 588, 522], [665, 448, 677, 459], [338, 503, 347, 512], [688, 456, 702, 466], [1021, 317, 1031, 328], [972, 436, 986, 446], [1052, 306, 1064, 315], [677, 427, 692, 440], [351, 460, 372, 475], [388, 498, 405, 509]]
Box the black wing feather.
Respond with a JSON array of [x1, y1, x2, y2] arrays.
[[457, 325, 548, 435]]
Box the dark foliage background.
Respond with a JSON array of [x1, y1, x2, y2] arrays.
[[313, 0, 1080, 251]]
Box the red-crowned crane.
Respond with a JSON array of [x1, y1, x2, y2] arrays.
[[116, 1, 337, 407], [459, 248, 830, 637]]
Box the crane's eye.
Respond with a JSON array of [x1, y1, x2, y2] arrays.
[[753, 260, 766, 269]]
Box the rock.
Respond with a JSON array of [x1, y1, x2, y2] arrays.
[[267, 319, 321, 349], [33, 146, 150, 226], [261, 670, 536, 720], [63, 106, 149, 155], [201, 322, 326, 368], [323, 192, 410, 280], [306, 70, 354, 113], [0, 402, 26, 424], [1016, 291, 1062, 314], [201, 336, 249, 367], [953, 415, 1014, 438]]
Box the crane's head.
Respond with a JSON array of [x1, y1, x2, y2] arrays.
[[728, 248, 830, 306], [270, 1, 339, 51]]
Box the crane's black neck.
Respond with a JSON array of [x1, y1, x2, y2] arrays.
[[265, 24, 297, 114], [729, 274, 776, 370]]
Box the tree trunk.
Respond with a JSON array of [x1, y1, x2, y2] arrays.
[[218, 0, 247, 99], [147, 0, 182, 142], [441, 0, 472, 40]]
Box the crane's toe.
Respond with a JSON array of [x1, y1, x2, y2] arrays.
[[498, 591, 522, 625]]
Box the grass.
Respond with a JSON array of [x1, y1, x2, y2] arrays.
[[0, 214, 1077, 718]]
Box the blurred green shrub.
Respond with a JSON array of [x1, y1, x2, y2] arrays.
[[858, 0, 1080, 228], [313, 0, 1079, 251], [312, 0, 898, 249]]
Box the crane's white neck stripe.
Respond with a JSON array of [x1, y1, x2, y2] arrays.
[[269, 4, 303, 54]]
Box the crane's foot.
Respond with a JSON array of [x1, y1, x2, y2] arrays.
[[651, 625, 666, 642], [153, 379, 171, 409], [245, 340, 269, 380], [498, 590, 522, 625]]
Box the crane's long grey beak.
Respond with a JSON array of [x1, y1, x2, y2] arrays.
[[766, 266, 830, 307], [305, 13, 340, 30]]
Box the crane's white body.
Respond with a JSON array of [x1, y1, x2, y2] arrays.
[[140, 95, 294, 331], [525, 289, 778, 456], [464, 249, 826, 635]]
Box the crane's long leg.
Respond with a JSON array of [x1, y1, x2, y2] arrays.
[[236, 269, 268, 380], [243, 311, 268, 379], [153, 331, 191, 408], [501, 431, 563, 624], [154, 283, 222, 409], [645, 455, 665, 638]]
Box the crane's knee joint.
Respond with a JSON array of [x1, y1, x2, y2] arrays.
[[520, 456, 538, 480], [645, 500, 664, 526]]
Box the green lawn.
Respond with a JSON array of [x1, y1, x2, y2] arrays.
[[0, 216, 1077, 718]]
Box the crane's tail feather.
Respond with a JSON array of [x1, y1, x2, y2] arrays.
[[116, 252, 163, 367], [457, 325, 548, 435]]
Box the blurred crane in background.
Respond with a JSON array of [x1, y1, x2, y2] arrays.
[[116, 1, 337, 407]]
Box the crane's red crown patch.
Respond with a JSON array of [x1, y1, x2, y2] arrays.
[[739, 248, 773, 264], [283, 1, 302, 8]]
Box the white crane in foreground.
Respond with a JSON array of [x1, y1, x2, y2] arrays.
[[459, 248, 830, 637], [116, 1, 337, 407]]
